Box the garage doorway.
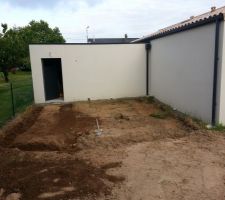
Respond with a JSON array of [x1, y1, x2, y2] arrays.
[[42, 58, 64, 101]]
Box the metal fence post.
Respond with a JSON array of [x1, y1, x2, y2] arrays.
[[10, 82, 15, 117]]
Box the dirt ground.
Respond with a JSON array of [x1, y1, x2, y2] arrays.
[[0, 98, 225, 200]]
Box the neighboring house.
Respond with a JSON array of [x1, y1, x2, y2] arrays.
[[133, 6, 225, 125], [29, 6, 225, 125], [88, 34, 138, 43]]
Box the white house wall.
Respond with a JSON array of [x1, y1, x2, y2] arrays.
[[149, 23, 216, 123], [29, 44, 146, 103], [218, 21, 225, 124]]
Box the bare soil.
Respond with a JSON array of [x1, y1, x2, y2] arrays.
[[0, 98, 225, 200]]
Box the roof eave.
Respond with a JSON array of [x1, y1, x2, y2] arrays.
[[133, 13, 224, 43]]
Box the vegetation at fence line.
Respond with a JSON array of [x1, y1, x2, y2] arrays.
[[0, 71, 33, 127], [0, 20, 65, 82], [146, 96, 155, 104], [149, 111, 169, 119], [211, 124, 225, 132], [147, 96, 173, 119], [146, 96, 204, 130]]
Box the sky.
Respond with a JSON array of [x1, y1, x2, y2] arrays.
[[0, 0, 224, 42]]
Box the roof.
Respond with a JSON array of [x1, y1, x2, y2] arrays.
[[133, 6, 225, 43], [88, 38, 138, 44]]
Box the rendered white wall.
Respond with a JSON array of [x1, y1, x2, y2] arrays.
[[218, 21, 225, 124], [29, 44, 146, 103], [149, 23, 216, 123]]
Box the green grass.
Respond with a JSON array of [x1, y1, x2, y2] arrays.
[[211, 124, 225, 132], [0, 71, 33, 127], [146, 96, 155, 104], [148, 97, 173, 120], [150, 112, 168, 119]]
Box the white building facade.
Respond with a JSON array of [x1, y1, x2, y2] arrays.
[[30, 8, 225, 125]]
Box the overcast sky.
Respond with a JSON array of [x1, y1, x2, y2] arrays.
[[0, 0, 224, 42]]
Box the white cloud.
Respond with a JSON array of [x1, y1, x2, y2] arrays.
[[0, 0, 224, 42], [1, 0, 102, 8]]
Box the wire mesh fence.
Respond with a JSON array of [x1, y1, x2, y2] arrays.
[[0, 78, 34, 127]]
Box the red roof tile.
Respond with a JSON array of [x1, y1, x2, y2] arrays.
[[134, 6, 225, 42]]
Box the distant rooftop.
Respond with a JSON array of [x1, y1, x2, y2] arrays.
[[133, 6, 225, 43], [88, 34, 138, 44]]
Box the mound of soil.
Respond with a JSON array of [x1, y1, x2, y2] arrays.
[[1, 104, 98, 151], [0, 106, 43, 147], [0, 150, 124, 200], [1, 99, 225, 200]]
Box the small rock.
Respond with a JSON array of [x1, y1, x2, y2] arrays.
[[62, 186, 75, 192], [39, 169, 48, 173], [114, 113, 130, 121], [206, 124, 213, 129], [76, 132, 82, 136], [53, 178, 60, 183], [0, 188, 5, 197], [5, 193, 21, 200]]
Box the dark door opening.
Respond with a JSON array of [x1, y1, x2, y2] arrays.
[[42, 58, 64, 101]]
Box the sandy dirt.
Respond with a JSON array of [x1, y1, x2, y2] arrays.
[[0, 98, 225, 200]]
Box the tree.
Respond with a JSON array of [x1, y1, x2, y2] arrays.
[[19, 20, 65, 70], [0, 40, 9, 82], [1, 23, 8, 34], [0, 20, 65, 81], [0, 24, 10, 82]]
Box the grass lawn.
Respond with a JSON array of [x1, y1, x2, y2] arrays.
[[0, 71, 33, 127]]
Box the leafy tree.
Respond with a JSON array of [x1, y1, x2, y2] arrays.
[[19, 20, 65, 69], [0, 20, 65, 82], [1, 23, 8, 34], [0, 24, 10, 82]]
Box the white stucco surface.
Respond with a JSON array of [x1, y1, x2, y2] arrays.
[[29, 22, 225, 125], [29, 44, 146, 103], [218, 21, 225, 124], [149, 23, 216, 123]]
